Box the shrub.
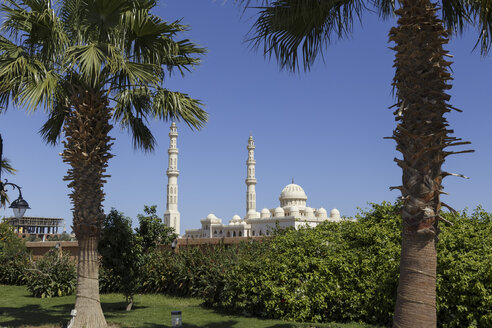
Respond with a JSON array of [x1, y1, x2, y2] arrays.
[[99, 209, 144, 310], [136, 205, 178, 251], [140, 244, 238, 300], [212, 202, 401, 325], [26, 249, 76, 298], [203, 202, 491, 328], [0, 222, 30, 285], [437, 207, 492, 328]]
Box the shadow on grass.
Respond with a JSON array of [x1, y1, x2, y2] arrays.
[[0, 304, 69, 327], [138, 320, 298, 328]]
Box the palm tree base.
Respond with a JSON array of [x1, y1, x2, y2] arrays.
[[393, 229, 436, 328], [73, 237, 107, 328]]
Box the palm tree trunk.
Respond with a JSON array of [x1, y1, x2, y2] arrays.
[[62, 89, 114, 328], [389, 0, 459, 326], [74, 236, 106, 327]]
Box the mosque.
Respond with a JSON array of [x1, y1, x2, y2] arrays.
[[163, 123, 342, 238]]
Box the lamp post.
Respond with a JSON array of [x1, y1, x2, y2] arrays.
[[0, 134, 30, 228]]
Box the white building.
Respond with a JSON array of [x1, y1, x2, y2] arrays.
[[180, 134, 342, 239], [164, 122, 180, 234]]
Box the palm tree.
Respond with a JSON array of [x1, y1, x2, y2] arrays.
[[0, 0, 207, 326], [235, 0, 490, 326], [0, 158, 16, 207]]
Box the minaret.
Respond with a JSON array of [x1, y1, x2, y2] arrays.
[[245, 135, 257, 219], [164, 122, 180, 235]]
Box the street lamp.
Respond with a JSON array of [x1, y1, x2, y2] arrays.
[[1, 134, 30, 220], [9, 192, 30, 219]]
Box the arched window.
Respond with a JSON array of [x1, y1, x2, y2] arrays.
[[259, 230, 263, 236], [227, 231, 231, 237], [233, 231, 236, 237], [219, 230, 223, 235], [252, 230, 255, 236], [239, 231, 242, 237], [214, 230, 217, 235]]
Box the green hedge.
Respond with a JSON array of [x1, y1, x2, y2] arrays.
[[1, 202, 490, 327], [200, 202, 491, 327], [0, 222, 30, 285], [207, 202, 401, 326], [437, 207, 492, 327]]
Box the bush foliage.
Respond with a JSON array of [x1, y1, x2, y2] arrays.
[[0, 222, 30, 285], [1, 202, 489, 327], [25, 249, 76, 298], [207, 202, 401, 326]]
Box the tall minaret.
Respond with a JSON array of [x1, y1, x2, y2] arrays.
[[164, 122, 180, 235], [245, 135, 257, 219]]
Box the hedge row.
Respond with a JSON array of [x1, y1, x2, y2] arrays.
[[1, 202, 490, 327]]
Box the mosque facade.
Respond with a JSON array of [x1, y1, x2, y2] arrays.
[[163, 124, 342, 238]]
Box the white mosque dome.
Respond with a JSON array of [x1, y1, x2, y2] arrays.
[[274, 207, 285, 217], [305, 207, 314, 218], [317, 208, 328, 219], [261, 208, 271, 218], [290, 206, 300, 217], [206, 213, 221, 223], [279, 184, 308, 201], [232, 214, 241, 221], [330, 208, 341, 218]]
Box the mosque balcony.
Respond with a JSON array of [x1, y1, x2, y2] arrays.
[[245, 178, 257, 184], [168, 148, 179, 154], [166, 169, 179, 175], [246, 159, 256, 164]]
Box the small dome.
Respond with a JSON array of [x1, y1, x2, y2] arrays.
[[279, 184, 307, 201], [290, 206, 299, 216], [305, 207, 313, 214], [261, 208, 271, 219], [330, 208, 340, 218], [206, 213, 217, 220], [317, 208, 328, 219], [232, 214, 241, 221], [274, 207, 285, 217]]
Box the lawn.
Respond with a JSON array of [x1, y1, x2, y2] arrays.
[[0, 285, 380, 328]]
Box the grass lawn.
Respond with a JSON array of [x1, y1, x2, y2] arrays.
[[0, 285, 380, 328]]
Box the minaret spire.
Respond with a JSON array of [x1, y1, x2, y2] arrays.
[[164, 122, 181, 234], [245, 135, 257, 219]]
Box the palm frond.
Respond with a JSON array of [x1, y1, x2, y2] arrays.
[[152, 88, 207, 130], [1, 158, 17, 175], [1, 0, 68, 66], [242, 0, 365, 72], [126, 114, 156, 151], [113, 88, 155, 150], [16, 69, 59, 112], [461, 0, 492, 55]]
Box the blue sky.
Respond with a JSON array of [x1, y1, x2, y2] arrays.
[[1, 1, 491, 234]]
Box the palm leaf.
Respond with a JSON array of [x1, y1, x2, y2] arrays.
[[1, 158, 17, 175], [152, 88, 207, 130]]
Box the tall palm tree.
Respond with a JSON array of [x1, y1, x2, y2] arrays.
[[0, 0, 207, 326], [235, 0, 491, 326]]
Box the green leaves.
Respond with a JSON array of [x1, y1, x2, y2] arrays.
[[1, 0, 207, 146], [25, 248, 76, 298], [152, 88, 207, 130]]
